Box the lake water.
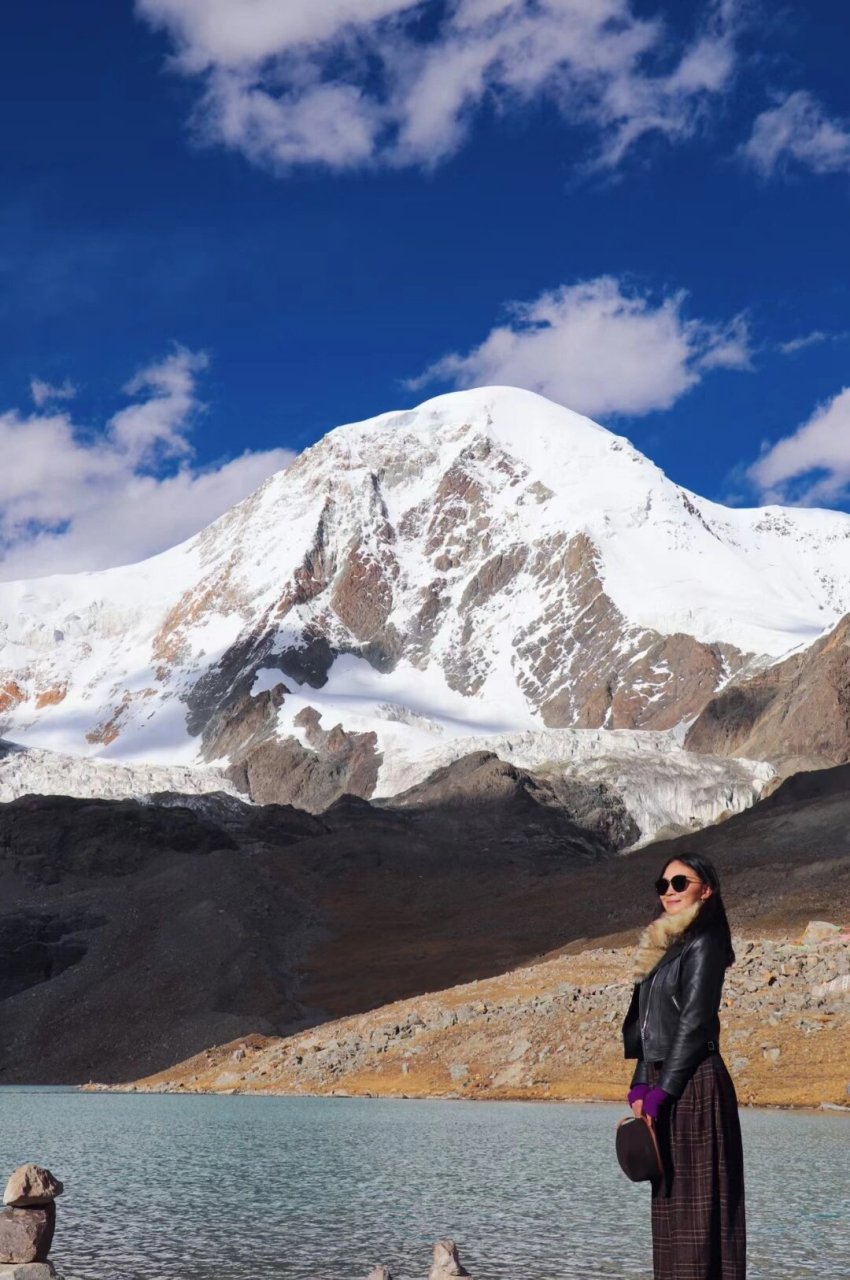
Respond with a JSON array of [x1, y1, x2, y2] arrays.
[[0, 1091, 847, 1279]]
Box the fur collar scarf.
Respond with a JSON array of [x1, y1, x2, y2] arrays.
[[632, 900, 703, 982]]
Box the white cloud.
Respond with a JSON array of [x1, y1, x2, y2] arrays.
[[110, 347, 207, 463], [140, 0, 413, 70], [778, 331, 830, 356], [746, 387, 850, 507], [408, 275, 751, 418], [740, 90, 850, 178], [777, 330, 850, 356], [30, 378, 77, 409], [0, 348, 294, 579], [136, 0, 740, 173]]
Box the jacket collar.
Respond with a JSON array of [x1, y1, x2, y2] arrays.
[[632, 900, 703, 982]]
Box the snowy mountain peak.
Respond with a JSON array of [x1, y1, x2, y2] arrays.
[[0, 386, 848, 777], [330, 385, 625, 456], [289, 384, 665, 523]]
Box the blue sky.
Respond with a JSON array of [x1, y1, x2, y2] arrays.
[[1, 0, 849, 575]]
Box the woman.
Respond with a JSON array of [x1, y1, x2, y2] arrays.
[[621, 853, 746, 1280]]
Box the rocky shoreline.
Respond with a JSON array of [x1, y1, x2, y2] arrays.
[[100, 922, 850, 1110]]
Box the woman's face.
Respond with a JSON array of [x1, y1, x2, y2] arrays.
[[658, 859, 713, 915]]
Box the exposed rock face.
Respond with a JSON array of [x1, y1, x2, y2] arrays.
[[512, 532, 743, 730], [686, 613, 850, 773], [194, 515, 750, 743], [226, 707, 382, 811], [200, 683, 289, 763], [389, 751, 640, 853]]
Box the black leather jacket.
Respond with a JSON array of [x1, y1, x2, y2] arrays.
[[621, 929, 726, 1099]]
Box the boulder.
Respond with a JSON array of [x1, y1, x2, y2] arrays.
[[0, 1266, 61, 1279], [0, 1206, 55, 1264], [429, 1240, 470, 1278], [812, 975, 850, 999], [801, 921, 841, 946], [365, 1268, 393, 1280], [3, 1168, 63, 1209]]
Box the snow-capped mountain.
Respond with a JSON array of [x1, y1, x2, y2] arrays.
[[1, 386, 848, 789]]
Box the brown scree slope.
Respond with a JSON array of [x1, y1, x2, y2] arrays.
[[126, 927, 850, 1109]]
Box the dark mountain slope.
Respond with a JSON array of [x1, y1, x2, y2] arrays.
[[1, 761, 849, 1084]]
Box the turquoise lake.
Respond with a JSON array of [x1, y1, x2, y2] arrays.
[[0, 1091, 847, 1279]]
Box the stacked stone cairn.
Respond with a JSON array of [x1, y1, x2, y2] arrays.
[[365, 1239, 471, 1280], [0, 1165, 63, 1279]]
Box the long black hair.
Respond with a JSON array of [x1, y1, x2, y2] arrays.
[[653, 852, 735, 969]]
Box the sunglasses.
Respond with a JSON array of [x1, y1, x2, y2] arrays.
[[654, 874, 702, 895]]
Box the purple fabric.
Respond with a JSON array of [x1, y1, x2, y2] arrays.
[[627, 1083, 651, 1107], [643, 1086, 672, 1119]]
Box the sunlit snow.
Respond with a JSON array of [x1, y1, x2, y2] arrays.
[[0, 387, 846, 822]]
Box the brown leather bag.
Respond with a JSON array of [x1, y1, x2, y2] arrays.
[[615, 1113, 664, 1182]]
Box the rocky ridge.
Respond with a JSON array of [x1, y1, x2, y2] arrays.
[[686, 612, 850, 775], [123, 923, 850, 1109], [372, 726, 775, 845], [0, 714, 776, 849]]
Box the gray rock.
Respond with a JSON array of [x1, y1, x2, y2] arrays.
[[812, 975, 850, 999], [507, 1038, 531, 1062], [802, 921, 841, 945], [0, 1266, 61, 1279], [726, 1029, 750, 1044], [429, 1239, 470, 1278]]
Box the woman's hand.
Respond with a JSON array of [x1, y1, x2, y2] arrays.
[[627, 1082, 650, 1117], [642, 1086, 671, 1120]]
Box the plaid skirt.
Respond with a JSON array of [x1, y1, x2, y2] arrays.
[[647, 1055, 746, 1280]]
